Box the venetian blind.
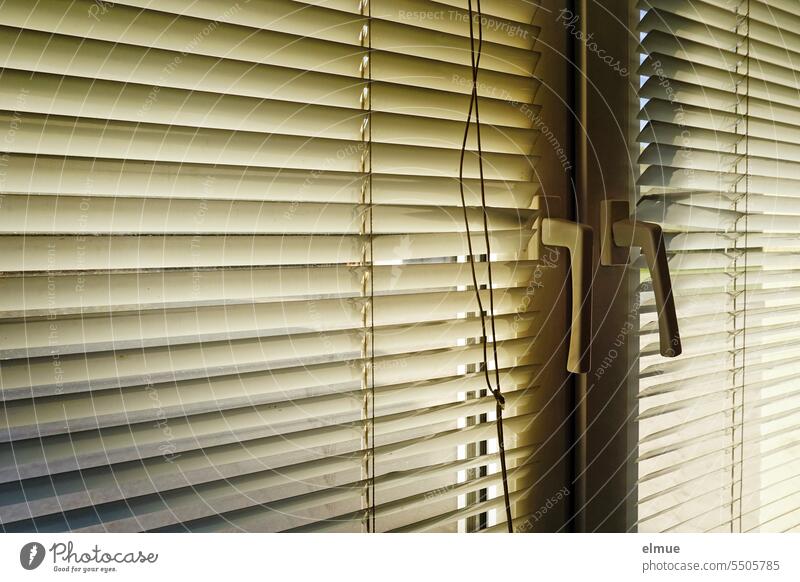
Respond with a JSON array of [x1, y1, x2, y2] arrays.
[[0, 0, 544, 532], [636, 0, 800, 532]]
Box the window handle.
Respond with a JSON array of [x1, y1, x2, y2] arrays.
[[601, 200, 682, 358], [530, 196, 593, 374]]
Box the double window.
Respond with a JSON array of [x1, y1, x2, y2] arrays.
[[2, 0, 800, 534]]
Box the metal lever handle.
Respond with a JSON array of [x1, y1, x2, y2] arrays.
[[542, 218, 593, 373], [531, 196, 593, 374], [601, 201, 681, 358]]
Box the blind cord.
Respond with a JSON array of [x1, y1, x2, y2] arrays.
[[368, 0, 376, 534], [359, 0, 376, 533], [735, 0, 750, 534], [458, 0, 514, 533]]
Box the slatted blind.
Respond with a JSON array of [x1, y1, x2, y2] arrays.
[[636, 0, 800, 532], [0, 0, 544, 532]]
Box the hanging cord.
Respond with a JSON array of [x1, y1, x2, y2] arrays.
[[368, 11, 376, 535], [358, 0, 376, 533], [458, 0, 513, 533], [735, 0, 750, 533], [367, 0, 376, 536]]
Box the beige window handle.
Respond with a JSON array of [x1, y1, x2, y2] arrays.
[[601, 200, 682, 358], [530, 196, 593, 374]]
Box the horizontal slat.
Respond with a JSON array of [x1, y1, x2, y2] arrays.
[[640, 54, 800, 109], [640, 412, 800, 475], [641, 30, 800, 97], [642, 411, 800, 478], [12, 445, 537, 533], [0, 70, 539, 152], [0, 311, 540, 399], [669, 251, 800, 271], [0, 155, 539, 208], [0, 231, 534, 272], [641, 305, 800, 354], [275, 469, 531, 533], [663, 234, 800, 254], [146, 458, 535, 533], [638, 166, 800, 197], [639, 449, 800, 529], [640, 0, 800, 44], [641, 338, 800, 380], [0, 289, 537, 358], [638, 77, 800, 136], [639, 385, 800, 442], [0, 412, 537, 526], [639, 418, 800, 492], [639, 142, 800, 181], [639, 191, 800, 217], [639, 354, 800, 400], [640, 8, 800, 73], [638, 201, 800, 235], [662, 269, 800, 294], [298, 0, 541, 36], [0, 385, 534, 485], [662, 475, 800, 533], [0, 361, 540, 441], [302, 0, 541, 30], [0, 0, 539, 76], [639, 305, 800, 338], [389, 488, 527, 533], [0, 112, 537, 179], [639, 97, 800, 144], [0, 23, 538, 103], [639, 123, 800, 167], [0, 26, 539, 111], [640, 400, 798, 460], [642, 321, 800, 359], [0, 195, 536, 236], [0, 260, 541, 317], [1, 335, 538, 405], [639, 437, 800, 512]]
